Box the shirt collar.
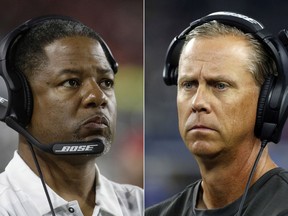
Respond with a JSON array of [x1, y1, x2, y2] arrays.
[[6, 151, 67, 214], [95, 166, 124, 216], [6, 151, 124, 216]]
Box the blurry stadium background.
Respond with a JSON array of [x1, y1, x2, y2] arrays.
[[0, 0, 143, 188], [145, 0, 288, 207]]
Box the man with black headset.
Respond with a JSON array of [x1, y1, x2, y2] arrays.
[[0, 16, 143, 215], [145, 12, 288, 216]]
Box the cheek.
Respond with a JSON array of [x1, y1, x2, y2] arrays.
[[29, 96, 74, 140], [111, 99, 117, 127], [224, 92, 258, 138], [34, 97, 70, 120], [177, 96, 189, 137]]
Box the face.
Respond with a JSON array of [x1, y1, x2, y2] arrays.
[[28, 36, 117, 151], [177, 35, 260, 159]]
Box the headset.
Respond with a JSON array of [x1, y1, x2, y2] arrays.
[[0, 15, 119, 155], [163, 11, 288, 144], [0, 15, 119, 215], [0, 15, 118, 128]]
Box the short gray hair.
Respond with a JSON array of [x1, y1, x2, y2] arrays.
[[183, 20, 277, 86]]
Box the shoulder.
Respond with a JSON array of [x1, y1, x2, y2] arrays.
[[0, 206, 9, 216], [99, 174, 143, 206], [255, 167, 288, 187], [0, 172, 19, 210], [245, 167, 288, 215], [145, 181, 199, 216], [100, 174, 143, 196], [262, 167, 288, 188], [0, 171, 11, 198], [0, 154, 27, 206], [98, 175, 143, 215], [275, 167, 288, 182]]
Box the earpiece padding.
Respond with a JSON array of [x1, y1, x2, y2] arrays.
[[254, 75, 274, 138]]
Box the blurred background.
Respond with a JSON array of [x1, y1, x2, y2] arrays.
[[0, 0, 143, 188], [145, 0, 288, 207]]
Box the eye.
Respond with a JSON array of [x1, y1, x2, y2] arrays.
[[62, 79, 81, 88], [100, 79, 114, 89], [214, 82, 228, 90], [181, 80, 198, 90]]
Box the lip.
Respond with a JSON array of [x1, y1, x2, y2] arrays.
[[189, 124, 215, 132], [82, 115, 109, 129]]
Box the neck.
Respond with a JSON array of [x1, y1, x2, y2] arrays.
[[195, 141, 277, 209], [18, 136, 97, 210]]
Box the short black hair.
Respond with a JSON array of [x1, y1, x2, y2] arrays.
[[13, 18, 101, 78]]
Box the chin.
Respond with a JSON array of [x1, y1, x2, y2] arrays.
[[83, 136, 112, 157], [100, 140, 112, 156], [187, 140, 222, 160]]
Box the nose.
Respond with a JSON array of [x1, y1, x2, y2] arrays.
[[191, 86, 211, 113], [81, 79, 108, 109]]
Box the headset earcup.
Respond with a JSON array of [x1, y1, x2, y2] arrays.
[[254, 75, 274, 139], [0, 76, 10, 121], [15, 71, 33, 126]]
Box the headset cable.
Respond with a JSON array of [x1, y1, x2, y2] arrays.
[[5, 116, 56, 216], [28, 143, 56, 216], [236, 140, 268, 216]]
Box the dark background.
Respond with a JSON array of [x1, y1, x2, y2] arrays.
[[145, 0, 288, 207], [0, 0, 143, 188]]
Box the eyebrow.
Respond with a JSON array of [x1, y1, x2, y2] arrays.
[[206, 74, 235, 82], [58, 69, 81, 76], [58, 67, 113, 76], [178, 73, 237, 84]]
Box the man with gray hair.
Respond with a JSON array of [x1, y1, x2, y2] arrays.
[[146, 12, 288, 216]]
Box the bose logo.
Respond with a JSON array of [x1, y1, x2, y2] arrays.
[[0, 97, 8, 103], [55, 145, 98, 153], [209, 12, 263, 27]]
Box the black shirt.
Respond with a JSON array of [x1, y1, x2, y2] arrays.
[[145, 168, 288, 216]]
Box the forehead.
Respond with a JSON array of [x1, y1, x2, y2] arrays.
[[43, 36, 111, 70], [45, 36, 104, 59], [27, 36, 113, 83], [179, 36, 251, 77]]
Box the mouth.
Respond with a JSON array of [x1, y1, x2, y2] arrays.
[[82, 115, 109, 130], [73, 114, 112, 144], [190, 125, 214, 132]]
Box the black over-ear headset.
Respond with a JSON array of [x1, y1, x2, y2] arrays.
[[0, 15, 118, 127], [163, 11, 288, 144]]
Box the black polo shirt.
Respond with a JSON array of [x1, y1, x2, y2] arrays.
[[145, 168, 288, 216]]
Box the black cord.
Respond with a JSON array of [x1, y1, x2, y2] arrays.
[[28, 142, 56, 216], [236, 140, 268, 216], [5, 117, 56, 215]]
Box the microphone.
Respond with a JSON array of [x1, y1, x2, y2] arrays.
[[5, 116, 106, 215], [5, 116, 105, 155]]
